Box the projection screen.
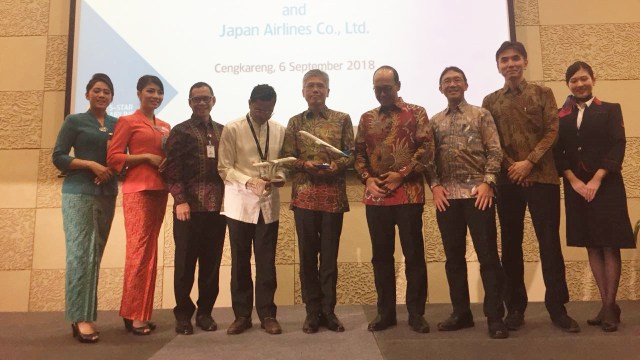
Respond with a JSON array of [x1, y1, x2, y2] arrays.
[[66, 0, 515, 126]]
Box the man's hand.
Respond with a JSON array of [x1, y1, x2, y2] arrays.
[[303, 160, 322, 176], [318, 161, 339, 177], [507, 160, 534, 184], [175, 203, 191, 221], [365, 177, 388, 198], [246, 177, 270, 196], [431, 185, 450, 212], [472, 183, 494, 210], [380, 171, 403, 193], [303, 161, 337, 178]]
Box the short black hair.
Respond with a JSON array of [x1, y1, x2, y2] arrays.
[[86, 73, 114, 96], [495, 41, 528, 61], [137, 75, 164, 92], [249, 84, 277, 102], [189, 82, 213, 98], [439, 66, 467, 85], [565, 61, 595, 83], [374, 65, 400, 83]]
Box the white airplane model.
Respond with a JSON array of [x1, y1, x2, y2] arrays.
[[298, 131, 348, 157], [253, 157, 298, 168]]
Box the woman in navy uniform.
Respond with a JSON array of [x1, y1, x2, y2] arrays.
[[554, 61, 635, 332]]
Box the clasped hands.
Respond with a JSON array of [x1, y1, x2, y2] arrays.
[[508, 159, 534, 187], [569, 176, 602, 202], [431, 183, 494, 212], [365, 171, 403, 198]]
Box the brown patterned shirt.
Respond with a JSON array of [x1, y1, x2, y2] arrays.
[[427, 100, 502, 199], [354, 97, 434, 206], [162, 116, 224, 212], [482, 80, 560, 185], [280, 107, 355, 213]]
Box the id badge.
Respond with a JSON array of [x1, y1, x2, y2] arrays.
[[206, 144, 216, 158]]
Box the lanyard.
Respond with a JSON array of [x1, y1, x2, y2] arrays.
[[246, 114, 269, 161], [205, 118, 220, 145]]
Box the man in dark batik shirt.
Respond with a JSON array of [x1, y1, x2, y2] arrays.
[[482, 41, 579, 333], [163, 82, 226, 335], [281, 69, 354, 334]]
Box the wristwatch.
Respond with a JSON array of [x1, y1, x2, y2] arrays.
[[483, 174, 497, 189]]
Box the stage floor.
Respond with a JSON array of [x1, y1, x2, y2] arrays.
[[3, 301, 640, 360]]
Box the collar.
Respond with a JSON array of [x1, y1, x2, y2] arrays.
[[581, 97, 595, 108], [191, 114, 213, 128], [559, 95, 601, 118], [444, 99, 468, 115], [501, 79, 528, 95], [379, 97, 407, 114], [247, 112, 268, 128], [304, 106, 329, 120]]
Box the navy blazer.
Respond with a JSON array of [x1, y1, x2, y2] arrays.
[[554, 97, 626, 177]]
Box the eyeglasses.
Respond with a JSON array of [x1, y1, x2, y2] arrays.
[[189, 96, 213, 104], [373, 85, 395, 94], [304, 83, 327, 90], [441, 77, 465, 85]]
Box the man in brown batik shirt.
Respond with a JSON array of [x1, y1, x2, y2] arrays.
[[482, 41, 579, 333], [281, 69, 354, 334]]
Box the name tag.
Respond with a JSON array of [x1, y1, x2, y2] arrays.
[[206, 144, 216, 158]]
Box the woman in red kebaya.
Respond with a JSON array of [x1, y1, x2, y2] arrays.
[[107, 75, 171, 335]]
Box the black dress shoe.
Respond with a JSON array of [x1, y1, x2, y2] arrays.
[[321, 313, 345, 332], [488, 319, 509, 339], [437, 312, 474, 331], [504, 311, 525, 331], [227, 317, 252, 335], [175, 319, 194, 335], [367, 315, 397, 331], [408, 314, 430, 333], [552, 314, 580, 333], [303, 313, 320, 334], [195, 314, 217, 331], [261, 317, 282, 335]]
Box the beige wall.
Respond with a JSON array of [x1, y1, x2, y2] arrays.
[[0, 0, 639, 312]]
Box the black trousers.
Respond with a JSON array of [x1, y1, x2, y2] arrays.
[[294, 208, 343, 315], [173, 211, 226, 321], [366, 204, 427, 318], [227, 213, 278, 321], [496, 183, 569, 319], [436, 199, 505, 320]]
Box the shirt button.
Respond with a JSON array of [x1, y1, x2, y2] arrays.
[[578, 147, 582, 151]]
